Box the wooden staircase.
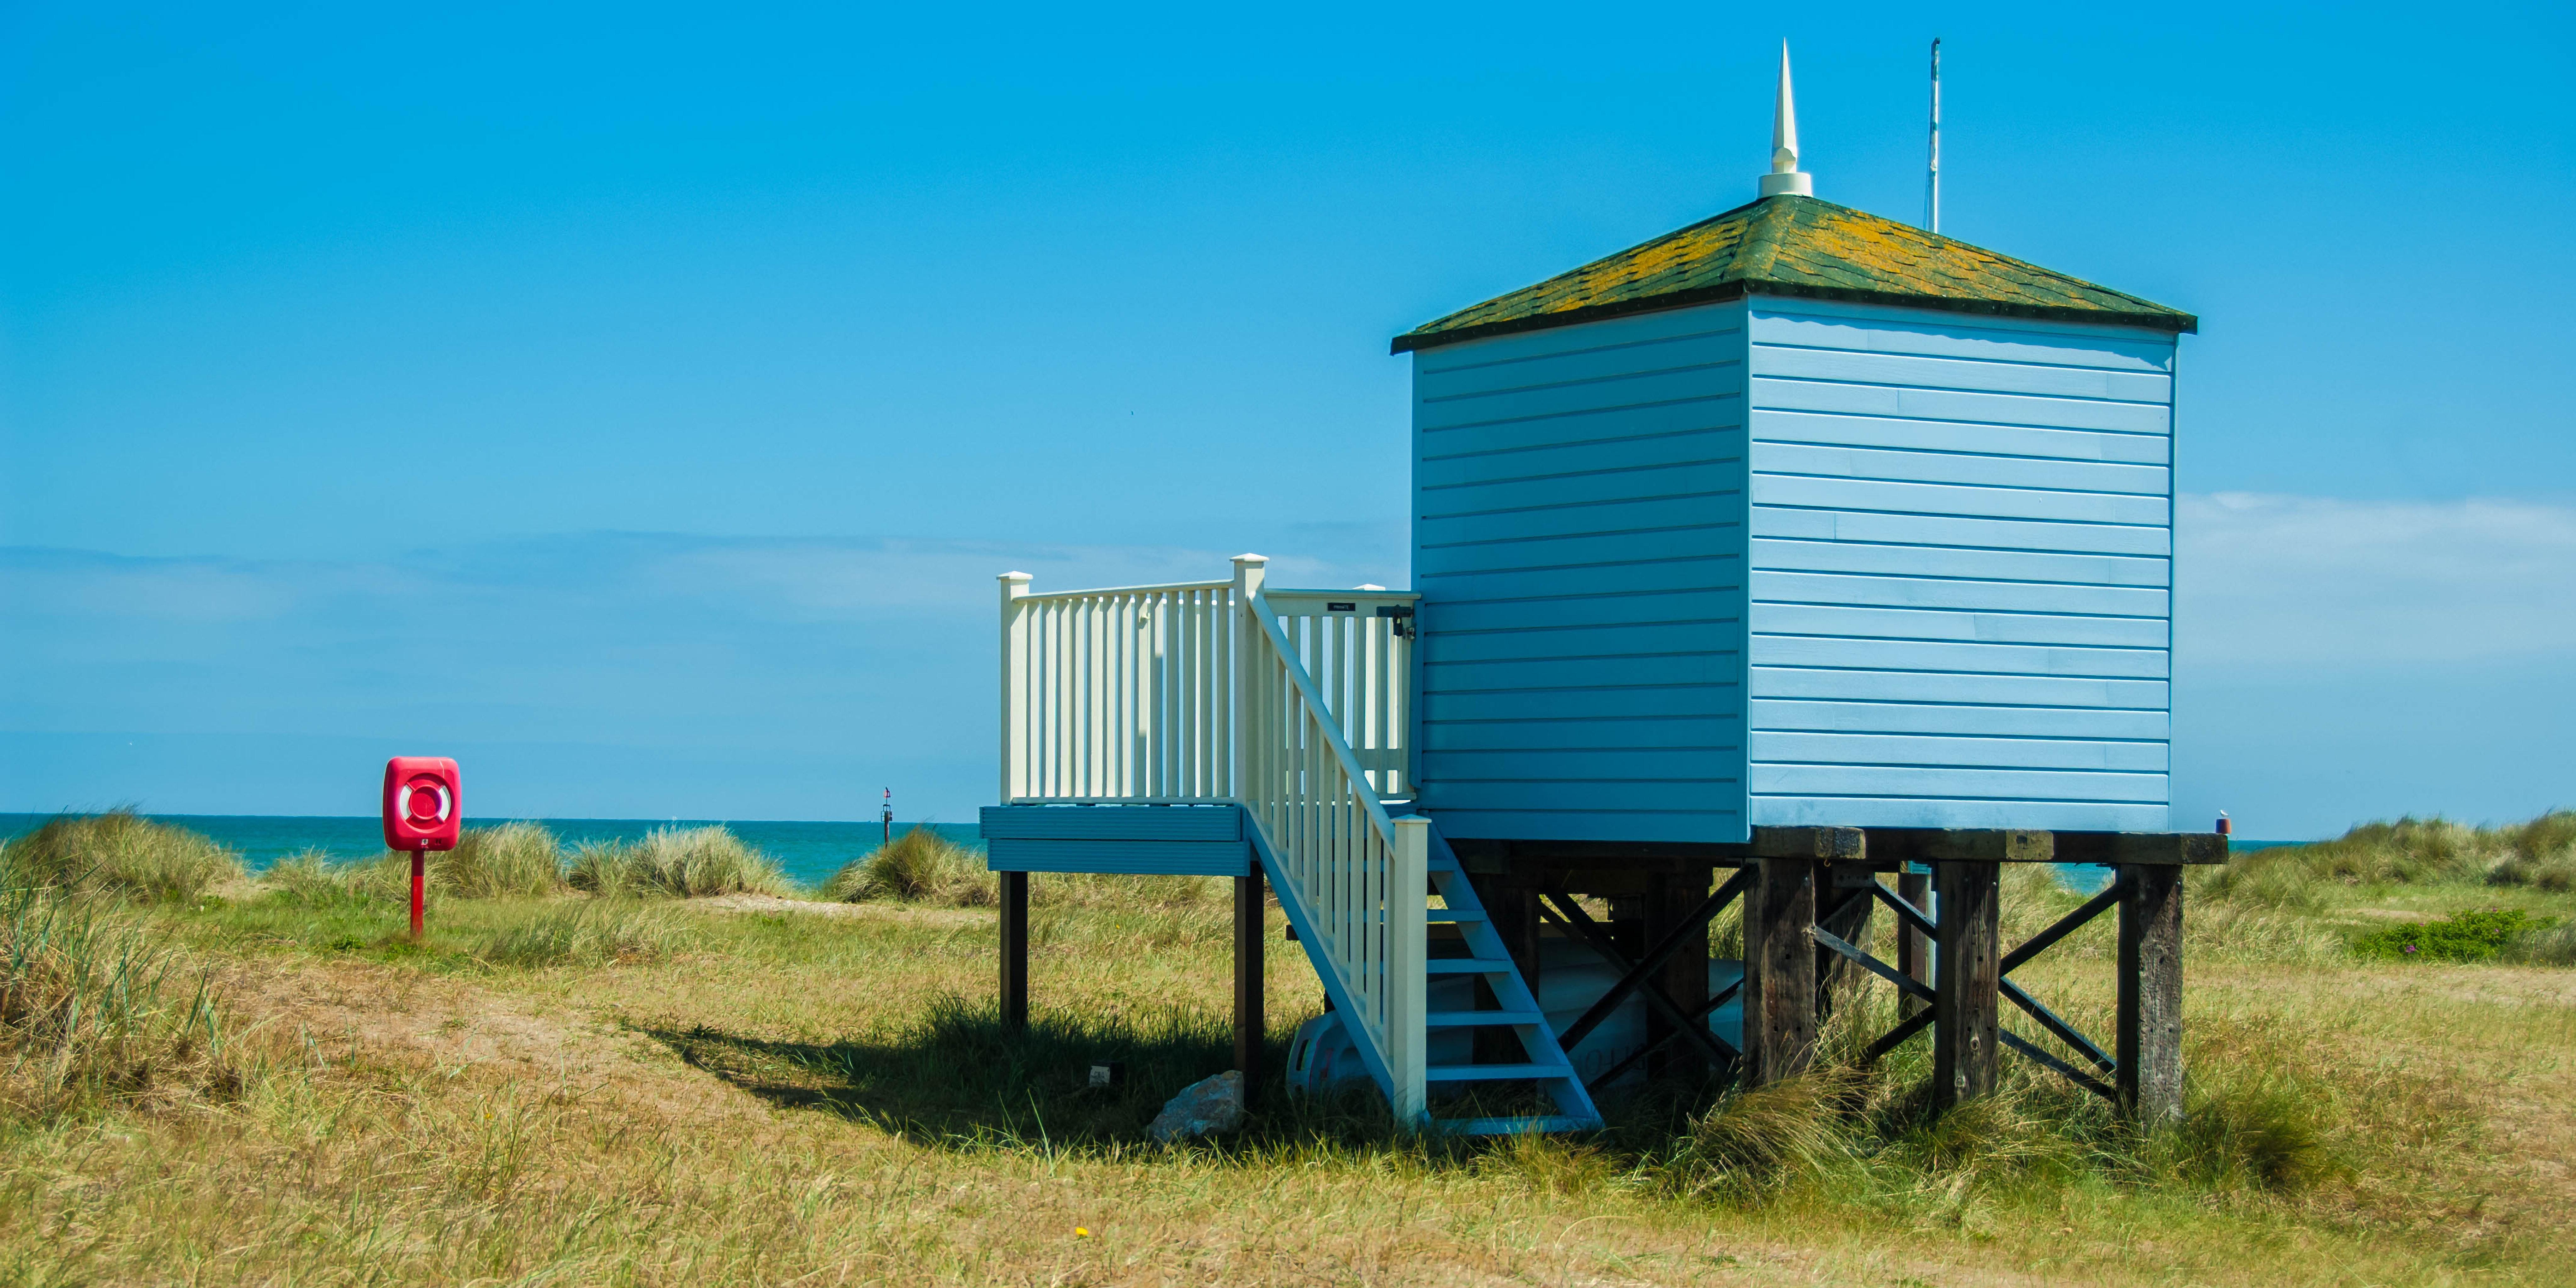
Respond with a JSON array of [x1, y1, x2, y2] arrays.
[[997, 553, 1599, 1133]]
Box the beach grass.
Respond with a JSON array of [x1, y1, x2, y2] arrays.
[[0, 810, 2570, 1283], [0, 809, 245, 903], [565, 824, 795, 899]]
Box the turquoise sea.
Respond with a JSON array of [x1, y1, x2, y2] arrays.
[[0, 813, 982, 891], [1, 812, 2298, 895]]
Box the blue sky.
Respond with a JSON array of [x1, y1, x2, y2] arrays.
[[4, 2, 2573, 836]]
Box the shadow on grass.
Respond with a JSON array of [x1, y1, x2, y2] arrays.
[[643, 997, 1406, 1152]]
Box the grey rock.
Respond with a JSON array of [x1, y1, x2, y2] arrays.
[[1147, 1070, 1244, 1142]]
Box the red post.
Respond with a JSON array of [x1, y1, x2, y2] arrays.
[[410, 848, 426, 939]]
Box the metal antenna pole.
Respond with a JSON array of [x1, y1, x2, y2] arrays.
[[1928, 37, 1942, 233]]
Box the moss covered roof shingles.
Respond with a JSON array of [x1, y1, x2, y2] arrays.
[[1392, 195, 2195, 353]]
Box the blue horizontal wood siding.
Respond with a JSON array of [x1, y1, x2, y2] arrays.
[[1745, 298, 2176, 831], [978, 805, 1241, 841], [986, 839, 1252, 876], [979, 805, 1250, 875], [1412, 303, 1751, 842]]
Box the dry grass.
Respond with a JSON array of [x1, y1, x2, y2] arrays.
[[0, 811, 2570, 1283]]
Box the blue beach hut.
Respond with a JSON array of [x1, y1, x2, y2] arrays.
[[982, 50, 2215, 1136]]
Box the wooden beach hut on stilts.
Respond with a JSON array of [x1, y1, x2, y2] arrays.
[[982, 47, 2218, 1135]]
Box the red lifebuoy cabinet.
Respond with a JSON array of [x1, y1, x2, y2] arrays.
[[383, 757, 460, 938]]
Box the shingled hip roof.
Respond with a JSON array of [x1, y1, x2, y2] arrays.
[[1391, 194, 2196, 353]]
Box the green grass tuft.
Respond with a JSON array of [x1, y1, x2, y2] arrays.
[[439, 822, 567, 898], [0, 810, 245, 904], [564, 826, 790, 899], [0, 849, 249, 1117], [823, 826, 992, 905]]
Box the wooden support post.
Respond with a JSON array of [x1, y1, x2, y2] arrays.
[[1643, 870, 1713, 1078], [1814, 862, 1877, 1016], [1933, 861, 1999, 1110], [1741, 857, 1818, 1086], [1000, 870, 1029, 1033], [2118, 863, 2185, 1126], [1235, 868, 1265, 1101], [1896, 867, 1932, 1019]]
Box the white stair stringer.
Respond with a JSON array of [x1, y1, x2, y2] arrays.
[[1251, 811, 1602, 1134], [1233, 568, 1599, 1135]]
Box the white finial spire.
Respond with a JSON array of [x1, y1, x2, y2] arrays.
[[1759, 42, 1813, 198]]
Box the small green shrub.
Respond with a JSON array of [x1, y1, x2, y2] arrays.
[[2350, 908, 2556, 963], [475, 902, 677, 968], [2, 810, 245, 904], [823, 827, 992, 906], [565, 827, 789, 899]]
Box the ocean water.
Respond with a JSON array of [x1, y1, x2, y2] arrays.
[[0, 813, 982, 891], [1, 812, 2298, 896]]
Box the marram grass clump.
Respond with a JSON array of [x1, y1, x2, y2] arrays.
[[260, 823, 569, 905], [1, 810, 244, 903], [0, 852, 250, 1117], [438, 822, 566, 898], [823, 826, 992, 905], [566, 826, 789, 899], [2190, 808, 2576, 913]]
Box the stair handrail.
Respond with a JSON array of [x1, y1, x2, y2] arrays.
[[1230, 554, 1427, 1121]]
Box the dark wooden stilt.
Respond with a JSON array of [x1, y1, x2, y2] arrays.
[[1813, 862, 1878, 1016], [1896, 868, 1932, 1019], [2117, 863, 2184, 1126], [1742, 856, 1818, 1086], [1491, 882, 1542, 999], [1643, 870, 1713, 1077], [1933, 860, 1999, 1110], [1000, 870, 1029, 1034], [1235, 869, 1265, 1099]]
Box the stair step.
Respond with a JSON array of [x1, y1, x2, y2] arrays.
[[1435, 1115, 1600, 1136], [1426, 1063, 1576, 1082], [1424, 958, 1518, 974], [1424, 908, 1487, 923], [1425, 1010, 1543, 1028]]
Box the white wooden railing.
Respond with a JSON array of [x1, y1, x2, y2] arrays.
[[1262, 588, 1418, 802], [996, 575, 1234, 803], [995, 555, 1427, 1118], [1233, 557, 1427, 1119], [996, 562, 1418, 805]]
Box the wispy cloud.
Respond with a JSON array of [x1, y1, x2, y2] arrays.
[[2178, 493, 2576, 666], [0, 533, 1388, 814]]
